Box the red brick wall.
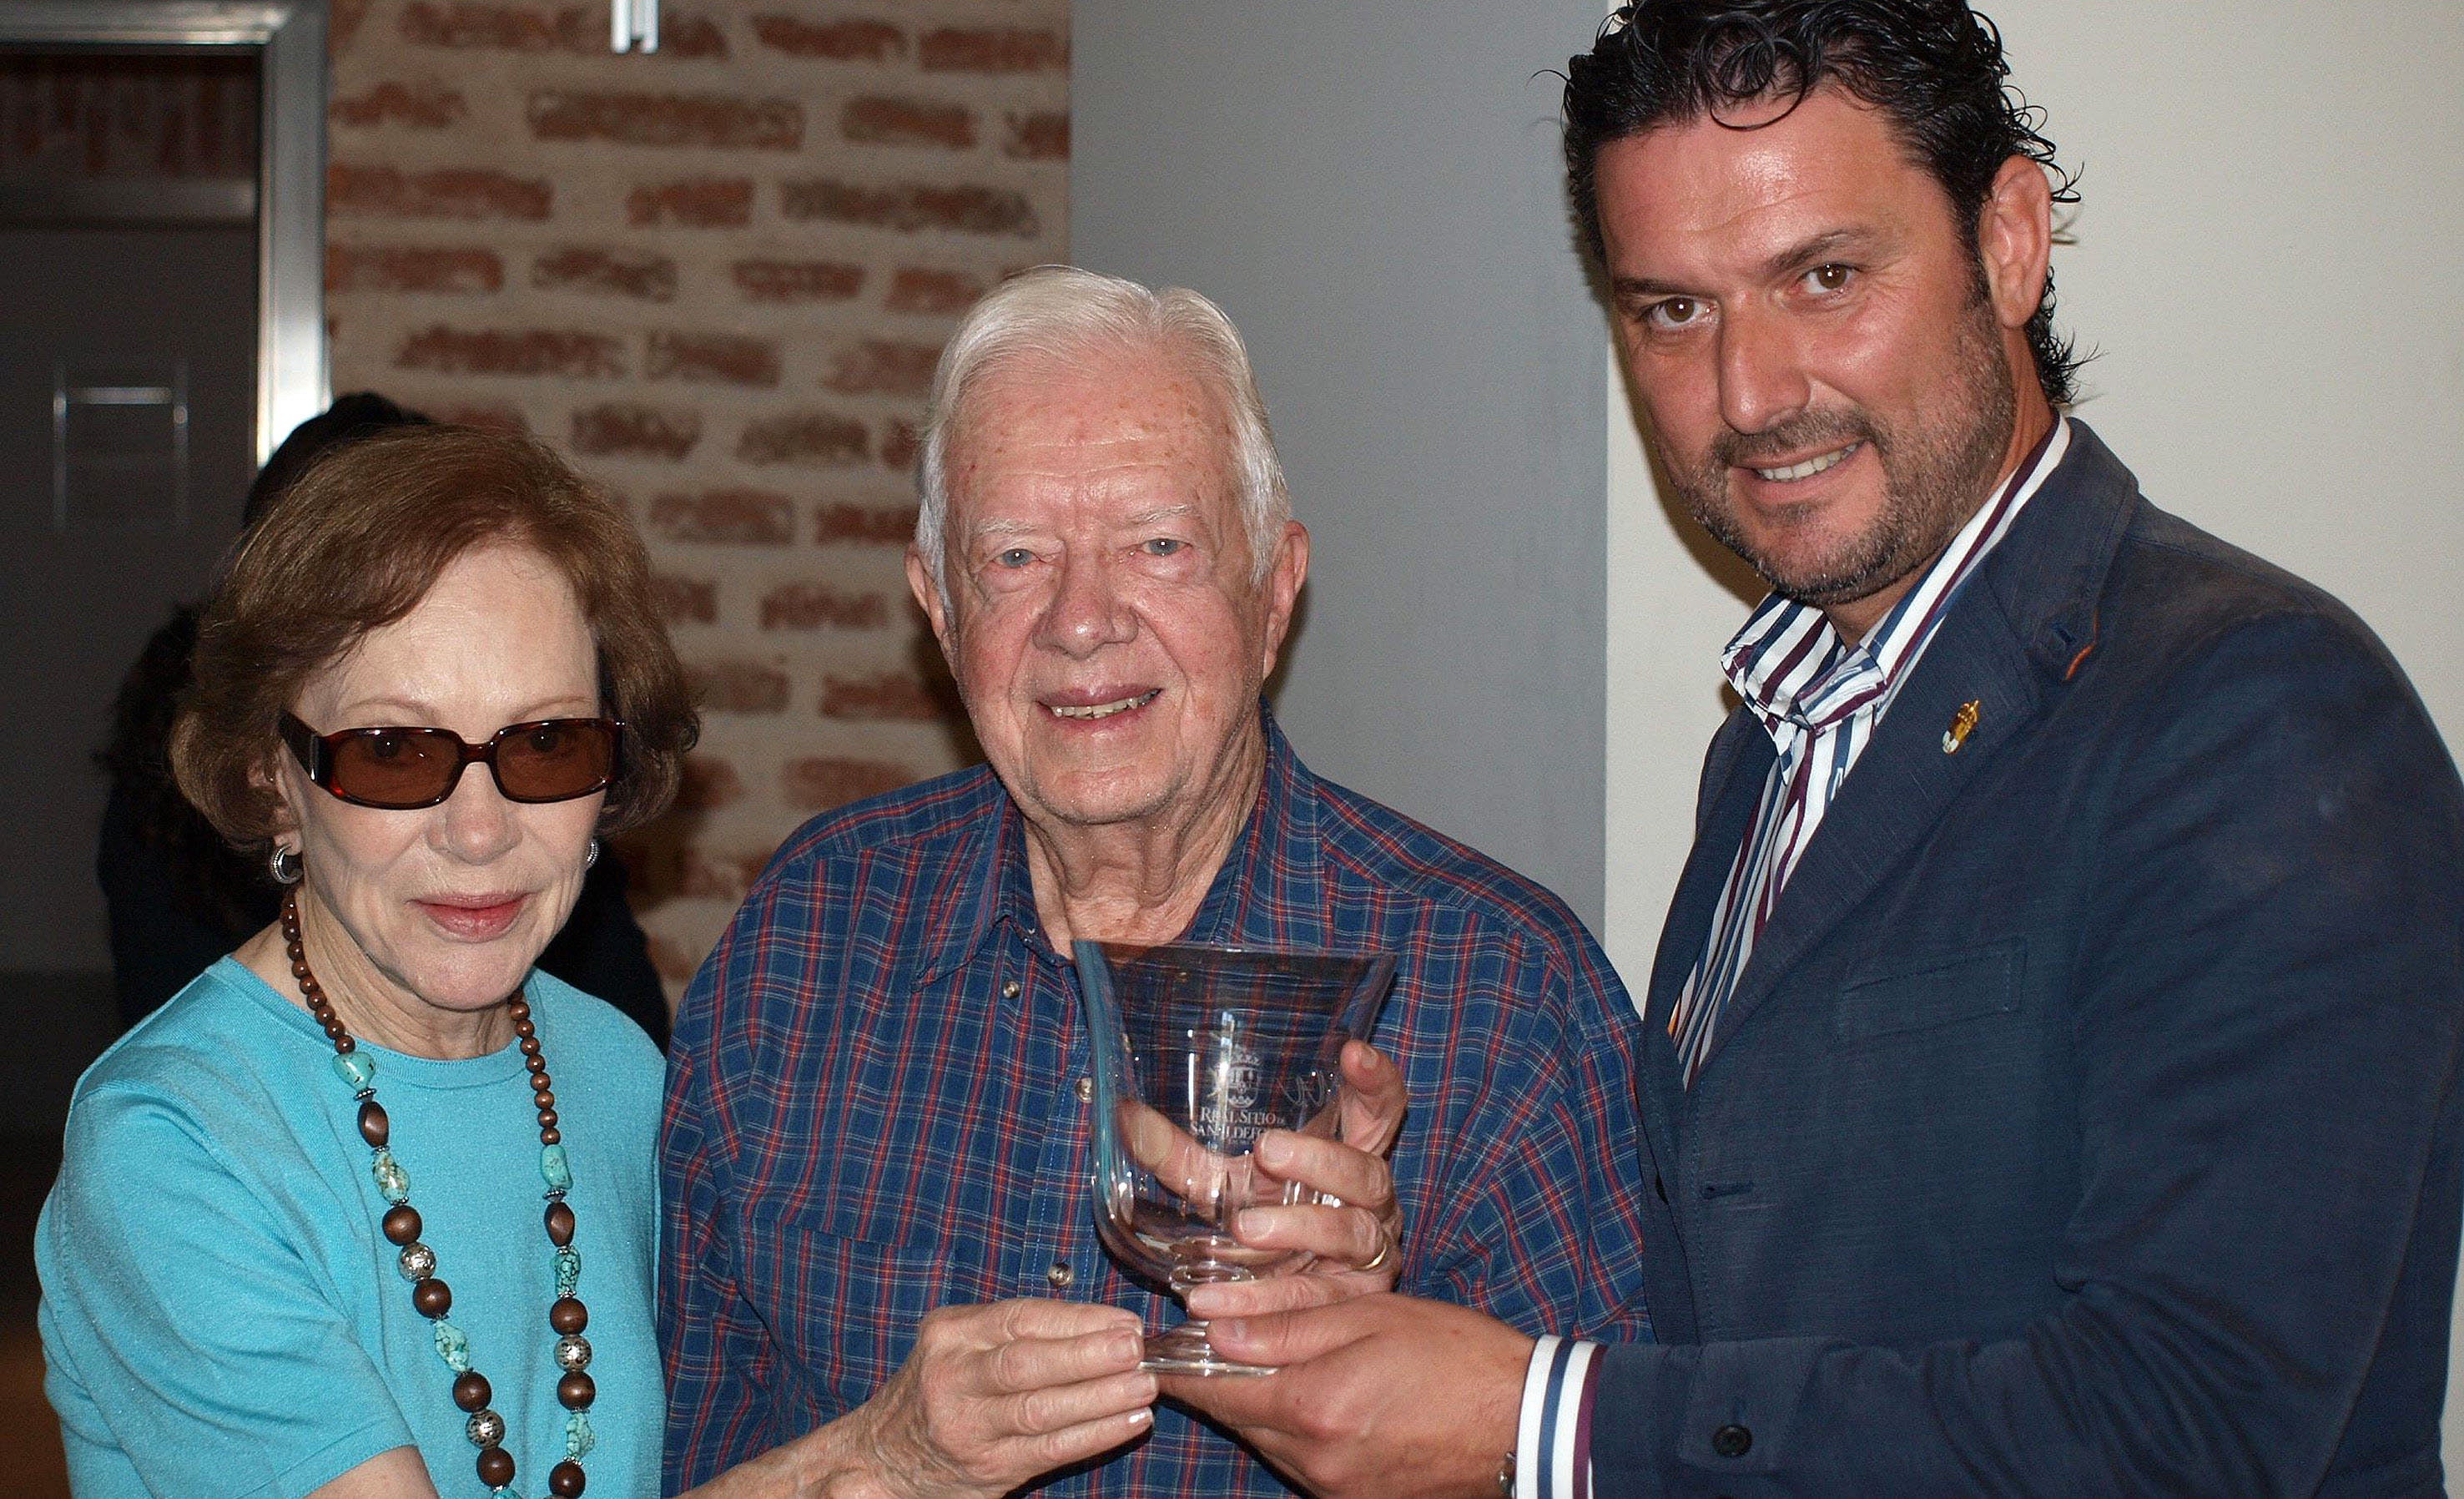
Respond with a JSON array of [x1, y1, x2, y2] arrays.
[[326, 0, 1066, 994]]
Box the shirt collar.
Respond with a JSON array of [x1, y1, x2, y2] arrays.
[[916, 706, 1315, 981], [908, 766, 1037, 987], [1721, 417, 2071, 732], [1185, 709, 1319, 948]]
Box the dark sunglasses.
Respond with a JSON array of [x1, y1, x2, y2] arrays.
[[280, 712, 624, 810]]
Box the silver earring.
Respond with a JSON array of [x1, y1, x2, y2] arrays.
[[269, 845, 303, 885], [584, 837, 600, 871]]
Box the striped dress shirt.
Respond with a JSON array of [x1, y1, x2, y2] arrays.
[[1519, 418, 2071, 1499], [663, 714, 1655, 1496], [1667, 418, 2071, 1085]]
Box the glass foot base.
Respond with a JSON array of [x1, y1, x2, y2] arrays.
[[1139, 1320, 1277, 1377]]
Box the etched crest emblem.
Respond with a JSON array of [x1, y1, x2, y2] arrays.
[[1218, 1038, 1263, 1110]]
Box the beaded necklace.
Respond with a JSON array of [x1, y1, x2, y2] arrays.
[[282, 886, 599, 1497]]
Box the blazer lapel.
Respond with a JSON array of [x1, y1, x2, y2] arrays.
[[1699, 612, 2046, 1067], [1639, 714, 1772, 1147], [1688, 422, 2147, 1077]]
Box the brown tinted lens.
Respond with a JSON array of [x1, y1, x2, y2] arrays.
[[492, 720, 617, 802], [329, 727, 464, 807]]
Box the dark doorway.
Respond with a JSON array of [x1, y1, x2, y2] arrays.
[[0, 13, 325, 1489], [0, 48, 265, 1123]]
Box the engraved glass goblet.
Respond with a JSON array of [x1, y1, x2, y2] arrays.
[[1072, 940, 1398, 1376]]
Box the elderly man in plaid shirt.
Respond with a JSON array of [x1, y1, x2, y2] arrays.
[[660, 266, 1654, 1498]]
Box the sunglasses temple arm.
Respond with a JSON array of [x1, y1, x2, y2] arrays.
[[280, 717, 330, 787]]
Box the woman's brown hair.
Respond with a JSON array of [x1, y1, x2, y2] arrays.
[[171, 426, 698, 845]]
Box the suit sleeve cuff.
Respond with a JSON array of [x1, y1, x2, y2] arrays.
[[1515, 1335, 1605, 1499]]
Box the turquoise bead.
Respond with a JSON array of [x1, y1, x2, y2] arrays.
[[553, 1245, 581, 1297], [539, 1143, 572, 1193], [564, 1411, 595, 1460], [431, 1319, 471, 1371], [370, 1149, 409, 1204], [332, 1052, 376, 1091]]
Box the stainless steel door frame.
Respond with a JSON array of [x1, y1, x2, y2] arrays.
[[0, 0, 328, 463]]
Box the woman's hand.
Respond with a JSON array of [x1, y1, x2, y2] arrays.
[[683, 1299, 1156, 1499], [846, 1299, 1156, 1497]]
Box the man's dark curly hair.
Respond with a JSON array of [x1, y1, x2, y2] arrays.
[[1565, 0, 2083, 405]]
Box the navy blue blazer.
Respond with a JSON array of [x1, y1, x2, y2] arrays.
[[1594, 423, 2464, 1496]]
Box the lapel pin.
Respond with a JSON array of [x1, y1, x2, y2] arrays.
[[1942, 699, 1982, 755]]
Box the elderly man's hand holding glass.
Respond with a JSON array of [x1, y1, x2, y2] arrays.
[[1206, 1037, 1409, 1309], [1119, 1039, 1405, 1277], [1097, 979, 1410, 1352]]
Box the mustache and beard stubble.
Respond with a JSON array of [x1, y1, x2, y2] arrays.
[[1665, 291, 2019, 610]]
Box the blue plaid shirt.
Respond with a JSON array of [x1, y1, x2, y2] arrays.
[[661, 717, 1655, 1495]]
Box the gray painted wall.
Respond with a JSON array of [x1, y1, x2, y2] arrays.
[[1071, 0, 1610, 928]]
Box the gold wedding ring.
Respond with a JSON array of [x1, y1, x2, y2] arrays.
[[1356, 1229, 1398, 1274]]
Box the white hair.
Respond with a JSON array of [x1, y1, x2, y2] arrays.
[[913, 265, 1292, 611]]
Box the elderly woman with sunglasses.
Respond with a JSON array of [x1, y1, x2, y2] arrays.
[[36, 429, 821, 1499]]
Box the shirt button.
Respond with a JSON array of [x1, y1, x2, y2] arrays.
[[1711, 1423, 1752, 1458], [1076, 1076, 1093, 1103], [1046, 1259, 1074, 1289], [1002, 981, 1020, 999]]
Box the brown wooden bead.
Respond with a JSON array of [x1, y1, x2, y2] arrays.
[[335, 1036, 355, 1053], [356, 1101, 389, 1148], [540, 1127, 562, 1146], [536, 1108, 558, 1130], [549, 1459, 587, 1496], [477, 1446, 516, 1488], [519, 1036, 542, 1056], [453, 1371, 491, 1412], [531, 1073, 554, 1095], [545, 1201, 575, 1246], [412, 1277, 452, 1319], [382, 1205, 422, 1244], [550, 1296, 587, 1334], [557, 1370, 595, 1410]]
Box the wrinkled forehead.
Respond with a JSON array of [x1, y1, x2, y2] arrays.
[[943, 341, 1243, 517]]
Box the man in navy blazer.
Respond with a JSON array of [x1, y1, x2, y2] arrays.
[[1167, 3, 2464, 1494]]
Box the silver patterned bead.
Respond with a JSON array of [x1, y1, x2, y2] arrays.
[[465, 1408, 506, 1448], [397, 1241, 436, 1281], [554, 1334, 592, 1372]]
